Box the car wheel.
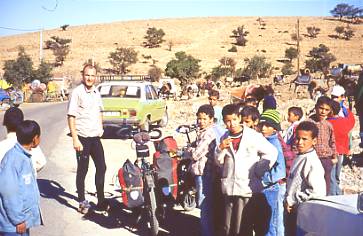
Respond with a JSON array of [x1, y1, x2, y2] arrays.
[[157, 111, 168, 127]]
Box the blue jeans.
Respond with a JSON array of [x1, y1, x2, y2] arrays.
[[0, 230, 29, 236], [262, 183, 286, 236], [195, 173, 214, 236], [329, 154, 343, 195]]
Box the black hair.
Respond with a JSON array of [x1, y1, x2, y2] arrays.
[[196, 104, 215, 118], [244, 97, 258, 106], [222, 104, 240, 118], [16, 120, 41, 145], [288, 106, 303, 120], [208, 89, 220, 99], [330, 100, 341, 116], [3, 107, 24, 132], [315, 96, 332, 109], [241, 105, 260, 121], [296, 121, 318, 139]]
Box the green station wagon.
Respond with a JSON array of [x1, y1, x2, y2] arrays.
[[97, 79, 168, 131]]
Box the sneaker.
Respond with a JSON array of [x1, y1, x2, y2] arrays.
[[94, 200, 110, 212], [78, 200, 90, 214]]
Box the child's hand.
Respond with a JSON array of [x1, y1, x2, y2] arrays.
[[331, 157, 338, 165], [285, 203, 293, 214], [219, 138, 231, 150], [16, 222, 26, 234]]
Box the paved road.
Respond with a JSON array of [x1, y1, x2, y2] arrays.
[[1, 103, 200, 236]]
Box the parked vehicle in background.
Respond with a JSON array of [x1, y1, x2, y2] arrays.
[[97, 75, 168, 132]]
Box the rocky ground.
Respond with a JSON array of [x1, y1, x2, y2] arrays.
[[163, 80, 363, 195]]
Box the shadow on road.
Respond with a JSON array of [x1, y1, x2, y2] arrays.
[[37, 179, 78, 211], [82, 197, 200, 235]]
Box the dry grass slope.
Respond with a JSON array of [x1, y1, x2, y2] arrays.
[[0, 17, 362, 81]]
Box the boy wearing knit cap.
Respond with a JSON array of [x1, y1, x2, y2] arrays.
[[258, 109, 286, 236]]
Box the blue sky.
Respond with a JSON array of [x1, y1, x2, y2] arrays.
[[0, 0, 362, 36]]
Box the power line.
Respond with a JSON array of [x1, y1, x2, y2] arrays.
[[0, 26, 42, 32]]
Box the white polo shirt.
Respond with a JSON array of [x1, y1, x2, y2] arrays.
[[67, 83, 104, 138]]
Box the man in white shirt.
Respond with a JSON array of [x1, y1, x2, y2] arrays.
[[0, 107, 46, 174]]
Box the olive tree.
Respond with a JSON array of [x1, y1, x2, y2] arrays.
[[143, 27, 165, 48], [109, 47, 138, 74]]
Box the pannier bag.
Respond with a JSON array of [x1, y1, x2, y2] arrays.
[[118, 159, 144, 208], [153, 136, 179, 199]]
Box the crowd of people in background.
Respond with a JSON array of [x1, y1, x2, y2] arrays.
[[0, 66, 362, 236]]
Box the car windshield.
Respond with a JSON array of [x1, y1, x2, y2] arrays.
[[99, 85, 141, 98]]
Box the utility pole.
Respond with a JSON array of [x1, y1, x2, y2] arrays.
[[297, 19, 300, 76], [39, 29, 43, 62]]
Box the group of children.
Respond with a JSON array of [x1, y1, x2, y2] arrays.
[[190, 86, 355, 236]]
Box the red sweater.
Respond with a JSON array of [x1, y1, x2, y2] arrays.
[[327, 110, 355, 155]]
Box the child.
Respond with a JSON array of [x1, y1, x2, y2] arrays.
[[0, 107, 46, 174], [241, 105, 260, 129], [283, 106, 303, 146], [186, 104, 223, 236], [330, 85, 348, 117], [208, 89, 224, 126], [307, 96, 337, 194], [258, 109, 286, 236], [244, 97, 258, 108], [327, 100, 355, 195], [285, 121, 326, 236], [215, 104, 278, 236], [0, 120, 42, 236]]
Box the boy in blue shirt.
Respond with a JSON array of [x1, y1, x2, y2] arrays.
[[0, 120, 42, 236], [258, 109, 286, 236]]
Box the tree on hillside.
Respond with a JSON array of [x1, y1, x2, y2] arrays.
[[291, 33, 303, 44], [285, 47, 298, 62], [60, 24, 70, 31], [165, 51, 200, 86], [232, 25, 249, 46], [306, 26, 321, 38], [44, 36, 72, 66], [33, 60, 53, 84], [143, 27, 165, 48], [343, 27, 355, 40], [334, 25, 355, 40], [330, 3, 352, 21], [219, 57, 236, 76], [3, 46, 34, 88], [334, 26, 345, 37], [330, 3, 363, 22], [148, 66, 163, 82], [109, 47, 138, 74], [243, 55, 272, 80], [281, 62, 295, 76], [305, 44, 336, 72]]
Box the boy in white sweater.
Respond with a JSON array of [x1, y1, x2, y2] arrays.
[[285, 121, 326, 236]]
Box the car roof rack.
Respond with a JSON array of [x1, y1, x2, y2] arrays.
[[98, 74, 151, 82]]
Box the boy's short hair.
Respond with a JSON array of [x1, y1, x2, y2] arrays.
[[315, 96, 332, 108], [288, 106, 303, 120], [82, 63, 97, 75], [222, 104, 240, 118], [295, 121, 318, 139], [3, 107, 24, 132], [330, 100, 341, 115], [196, 104, 215, 118], [16, 120, 41, 145], [208, 89, 220, 99], [241, 105, 260, 121], [245, 97, 257, 105]]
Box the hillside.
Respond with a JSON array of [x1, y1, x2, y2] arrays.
[[0, 16, 362, 81]]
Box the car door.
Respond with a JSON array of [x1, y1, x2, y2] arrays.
[[145, 85, 165, 122]]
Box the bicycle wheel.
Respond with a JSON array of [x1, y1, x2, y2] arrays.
[[147, 187, 159, 236]]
